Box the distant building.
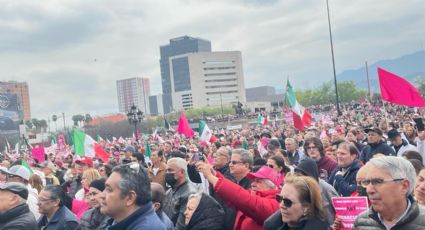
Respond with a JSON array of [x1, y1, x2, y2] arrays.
[[0, 81, 31, 121], [116, 77, 150, 114], [148, 95, 164, 116], [245, 86, 285, 112], [159, 36, 211, 113], [168, 51, 246, 111]]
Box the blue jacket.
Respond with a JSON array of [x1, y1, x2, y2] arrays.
[[328, 160, 362, 197], [38, 205, 79, 230], [105, 202, 166, 230]]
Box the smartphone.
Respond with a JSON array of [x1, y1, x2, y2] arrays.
[[414, 118, 425, 131], [192, 152, 204, 162]]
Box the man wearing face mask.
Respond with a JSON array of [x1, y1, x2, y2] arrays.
[[163, 158, 197, 230]]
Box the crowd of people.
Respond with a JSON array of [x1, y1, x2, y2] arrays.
[[0, 101, 424, 230]]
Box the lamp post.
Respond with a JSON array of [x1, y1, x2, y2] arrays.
[[326, 0, 341, 116], [127, 104, 144, 141]]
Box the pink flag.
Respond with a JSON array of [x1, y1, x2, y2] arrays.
[[31, 147, 45, 163], [378, 67, 425, 107], [176, 112, 194, 137]]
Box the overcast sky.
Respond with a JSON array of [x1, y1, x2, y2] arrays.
[[0, 0, 424, 124]]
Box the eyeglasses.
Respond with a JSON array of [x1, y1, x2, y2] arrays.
[[276, 194, 295, 208], [267, 164, 275, 169], [38, 198, 54, 203], [230, 160, 243, 165], [360, 178, 404, 188]]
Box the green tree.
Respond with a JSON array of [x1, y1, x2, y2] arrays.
[[415, 77, 425, 95], [25, 120, 33, 130]]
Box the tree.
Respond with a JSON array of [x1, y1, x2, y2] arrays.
[[25, 120, 33, 130], [39, 119, 48, 133], [72, 114, 85, 127], [31, 118, 41, 133], [415, 77, 425, 96]]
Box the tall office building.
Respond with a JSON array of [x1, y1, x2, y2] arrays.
[[0, 81, 31, 121], [159, 36, 211, 113], [169, 51, 246, 110], [116, 77, 150, 114]]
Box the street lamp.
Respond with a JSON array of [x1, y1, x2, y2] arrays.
[[127, 104, 144, 140], [326, 0, 341, 116]]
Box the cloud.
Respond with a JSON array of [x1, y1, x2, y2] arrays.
[[0, 0, 423, 122]]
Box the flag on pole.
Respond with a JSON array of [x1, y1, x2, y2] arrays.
[[145, 140, 152, 158], [199, 120, 213, 143], [377, 67, 425, 107], [177, 112, 194, 137], [21, 159, 34, 175], [5, 137, 10, 153], [284, 80, 312, 131], [50, 135, 57, 146], [73, 129, 110, 163]]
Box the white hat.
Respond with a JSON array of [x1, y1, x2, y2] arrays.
[[7, 165, 30, 181]]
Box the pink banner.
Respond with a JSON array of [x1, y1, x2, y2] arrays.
[[332, 196, 369, 230], [31, 147, 45, 163]]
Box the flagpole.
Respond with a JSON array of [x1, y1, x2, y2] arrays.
[[326, 0, 341, 116]]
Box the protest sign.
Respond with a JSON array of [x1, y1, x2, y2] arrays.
[[332, 196, 369, 230]]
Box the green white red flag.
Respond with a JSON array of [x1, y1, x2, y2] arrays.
[[284, 80, 312, 131]]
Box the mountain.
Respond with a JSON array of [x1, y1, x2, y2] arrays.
[[337, 50, 425, 91]]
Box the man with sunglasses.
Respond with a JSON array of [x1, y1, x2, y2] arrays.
[[354, 156, 425, 229]]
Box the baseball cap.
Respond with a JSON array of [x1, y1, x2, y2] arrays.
[[40, 161, 57, 173], [124, 145, 136, 154], [7, 165, 31, 181], [75, 157, 94, 168], [364, 127, 383, 136], [0, 182, 29, 199], [387, 129, 401, 140], [247, 166, 281, 187], [0, 166, 9, 174]]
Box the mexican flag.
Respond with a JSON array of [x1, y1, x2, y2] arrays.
[[284, 80, 312, 131], [73, 129, 110, 163], [199, 120, 213, 143], [257, 114, 268, 125]]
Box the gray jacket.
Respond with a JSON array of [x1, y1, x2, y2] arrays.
[[0, 203, 38, 230], [354, 197, 425, 229], [77, 207, 109, 230], [319, 178, 339, 226], [163, 181, 198, 230]]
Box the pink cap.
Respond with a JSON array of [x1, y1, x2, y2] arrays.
[[247, 166, 281, 187]]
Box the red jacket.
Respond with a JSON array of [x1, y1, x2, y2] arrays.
[[214, 172, 280, 230]]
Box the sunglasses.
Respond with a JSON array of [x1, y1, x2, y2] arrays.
[[276, 194, 295, 208], [230, 160, 243, 165]]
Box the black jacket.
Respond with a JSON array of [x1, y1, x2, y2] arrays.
[[185, 193, 225, 230], [360, 141, 396, 163], [0, 203, 38, 230], [264, 210, 330, 230], [187, 164, 238, 230]]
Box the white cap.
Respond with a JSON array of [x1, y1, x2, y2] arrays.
[[8, 165, 30, 181]]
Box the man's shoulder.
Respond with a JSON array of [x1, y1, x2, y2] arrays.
[[131, 210, 166, 230]]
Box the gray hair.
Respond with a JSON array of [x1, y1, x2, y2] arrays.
[[262, 179, 276, 189], [285, 137, 297, 146], [232, 148, 253, 167], [188, 193, 202, 209], [167, 157, 188, 173], [368, 156, 416, 196]]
